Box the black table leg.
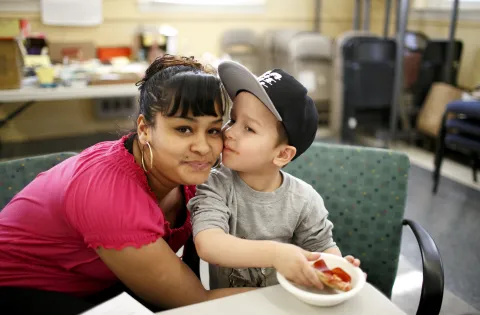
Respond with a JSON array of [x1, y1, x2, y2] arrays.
[[0, 101, 36, 156], [0, 101, 36, 128]]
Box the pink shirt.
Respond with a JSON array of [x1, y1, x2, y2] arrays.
[[0, 136, 195, 296]]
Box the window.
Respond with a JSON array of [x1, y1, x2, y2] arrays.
[[138, 0, 265, 5], [137, 0, 266, 13], [414, 0, 480, 9], [412, 0, 480, 20], [0, 0, 40, 12]]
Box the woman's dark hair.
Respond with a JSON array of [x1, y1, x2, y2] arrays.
[[135, 55, 228, 127]]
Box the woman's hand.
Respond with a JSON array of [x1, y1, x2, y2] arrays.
[[323, 247, 366, 279], [273, 243, 324, 289], [344, 255, 361, 267], [344, 255, 367, 279]]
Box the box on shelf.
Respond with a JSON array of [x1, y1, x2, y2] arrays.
[[48, 41, 95, 63], [0, 39, 24, 90]]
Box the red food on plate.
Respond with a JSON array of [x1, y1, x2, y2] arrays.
[[313, 259, 352, 292]]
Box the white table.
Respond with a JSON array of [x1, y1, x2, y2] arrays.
[[0, 84, 139, 129], [156, 283, 406, 315], [0, 84, 139, 103]]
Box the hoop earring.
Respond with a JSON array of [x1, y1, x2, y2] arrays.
[[212, 155, 222, 169], [141, 141, 154, 173]]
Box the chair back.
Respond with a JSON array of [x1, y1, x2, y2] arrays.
[[0, 152, 77, 210], [221, 29, 261, 75], [284, 142, 410, 297], [288, 32, 333, 107], [271, 30, 301, 71], [330, 31, 377, 136]]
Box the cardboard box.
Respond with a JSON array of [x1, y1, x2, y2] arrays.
[[48, 41, 95, 63], [0, 39, 23, 89], [416, 82, 463, 137], [89, 73, 141, 86], [0, 19, 20, 39]]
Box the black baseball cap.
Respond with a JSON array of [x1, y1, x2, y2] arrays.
[[218, 60, 319, 160]]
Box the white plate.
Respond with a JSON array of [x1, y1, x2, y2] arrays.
[[277, 253, 366, 307]]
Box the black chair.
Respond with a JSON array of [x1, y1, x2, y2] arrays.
[[412, 40, 463, 110], [404, 31, 429, 53], [433, 100, 480, 193], [341, 37, 397, 143], [404, 31, 429, 90]]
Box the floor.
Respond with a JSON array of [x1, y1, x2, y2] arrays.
[[398, 163, 480, 314], [392, 254, 479, 315], [392, 142, 480, 192]]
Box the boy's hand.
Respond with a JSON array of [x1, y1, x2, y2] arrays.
[[273, 244, 324, 289]]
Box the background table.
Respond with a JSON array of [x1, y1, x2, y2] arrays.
[[0, 83, 139, 103], [0, 83, 138, 129], [156, 283, 407, 315], [0, 84, 140, 155], [0, 84, 138, 103]]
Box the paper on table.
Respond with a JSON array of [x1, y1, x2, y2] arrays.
[[80, 292, 154, 315]]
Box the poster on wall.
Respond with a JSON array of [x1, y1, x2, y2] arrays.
[[41, 0, 103, 26]]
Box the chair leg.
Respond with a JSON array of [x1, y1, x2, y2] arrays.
[[472, 153, 478, 183], [433, 145, 445, 194], [433, 114, 448, 194]]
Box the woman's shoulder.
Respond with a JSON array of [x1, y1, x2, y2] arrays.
[[64, 135, 152, 209], [74, 135, 146, 185], [64, 138, 159, 235]]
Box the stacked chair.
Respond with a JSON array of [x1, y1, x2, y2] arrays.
[[288, 32, 333, 120], [433, 100, 480, 193], [227, 29, 334, 120], [331, 31, 396, 144], [260, 30, 280, 73], [221, 29, 261, 75], [403, 31, 429, 91], [401, 31, 430, 136], [330, 31, 378, 138], [412, 39, 463, 110], [342, 37, 397, 143], [270, 30, 302, 73], [412, 39, 464, 149]]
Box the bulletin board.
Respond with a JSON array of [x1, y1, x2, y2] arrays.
[[40, 0, 103, 26]]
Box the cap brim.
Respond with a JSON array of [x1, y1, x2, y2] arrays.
[[218, 61, 282, 121]]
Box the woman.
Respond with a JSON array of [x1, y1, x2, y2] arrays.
[[0, 55, 250, 314]]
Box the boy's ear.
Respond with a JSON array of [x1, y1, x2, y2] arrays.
[[273, 145, 296, 167]]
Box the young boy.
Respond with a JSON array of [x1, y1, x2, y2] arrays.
[[188, 61, 360, 290]]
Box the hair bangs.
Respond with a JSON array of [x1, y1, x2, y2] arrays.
[[164, 72, 225, 118]]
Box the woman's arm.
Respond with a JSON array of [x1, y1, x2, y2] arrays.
[[97, 238, 252, 310], [182, 236, 200, 279]]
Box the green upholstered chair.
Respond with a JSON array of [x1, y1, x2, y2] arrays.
[[284, 142, 444, 315], [0, 152, 77, 210]]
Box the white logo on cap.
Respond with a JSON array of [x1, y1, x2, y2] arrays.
[[258, 71, 282, 88]]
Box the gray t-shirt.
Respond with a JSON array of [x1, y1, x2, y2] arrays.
[[187, 165, 336, 289]]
